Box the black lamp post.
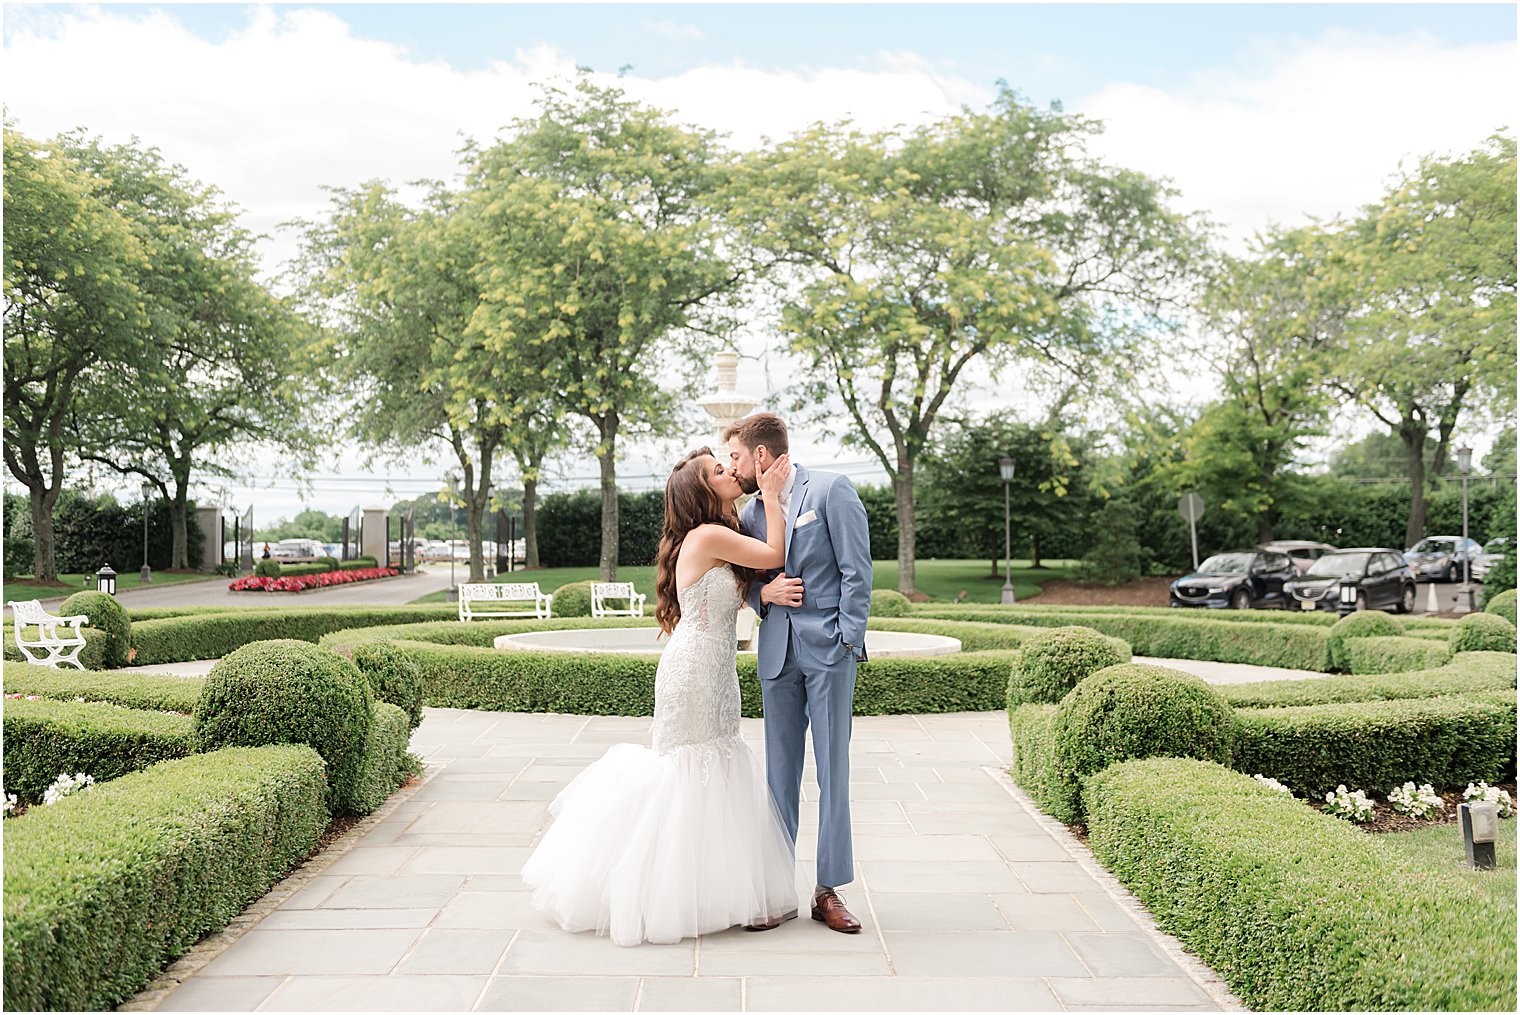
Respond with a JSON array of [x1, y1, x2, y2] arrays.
[[1000, 456, 1016, 605], [1457, 446, 1474, 612], [139, 480, 153, 583], [96, 564, 117, 596]]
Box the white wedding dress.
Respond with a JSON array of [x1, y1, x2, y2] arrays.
[[520, 564, 797, 946]]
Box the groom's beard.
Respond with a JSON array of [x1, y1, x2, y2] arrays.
[[736, 473, 759, 495]]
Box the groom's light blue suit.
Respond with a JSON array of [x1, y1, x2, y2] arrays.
[[740, 463, 872, 889]]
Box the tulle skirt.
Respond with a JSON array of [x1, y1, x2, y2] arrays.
[[521, 737, 798, 946]]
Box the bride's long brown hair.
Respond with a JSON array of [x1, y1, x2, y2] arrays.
[[655, 447, 754, 635]]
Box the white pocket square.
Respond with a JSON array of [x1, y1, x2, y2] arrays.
[[794, 510, 818, 528]]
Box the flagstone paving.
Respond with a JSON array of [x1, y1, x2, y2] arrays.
[[143, 708, 1240, 1012]]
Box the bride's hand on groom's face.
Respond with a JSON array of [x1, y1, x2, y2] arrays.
[[757, 453, 791, 499]]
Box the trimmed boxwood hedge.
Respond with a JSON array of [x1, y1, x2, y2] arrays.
[[1485, 587, 1517, 625], [1084, 757, 1516, 1012], [1453, 611, 1519, 654], [549, 580, 595, 617], [127, 604, 462, 665], [1007, 703, 1079, 822], [2, 624, 109, 669], [194, 641, 373, 813], [1342, 635, 1452, 674], [2, 745, 329, 1012], [2, 698, 195, 802], [1218, 651, 1517, 708], [1007, 626, 1130, 706], [351, 642, 426, 728], [58, 590, 131, 668], [914, 607, 1332, 670], [870, 589, 911, 617], [3, 660, 205, 714], [1233, 692, 1517, 797], [1325, 610, 1403, 671], [340, 702, 421, 816]]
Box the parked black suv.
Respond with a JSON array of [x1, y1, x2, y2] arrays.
[[1284, 548, 1417, 614], [1170, 550, 1298, 609]]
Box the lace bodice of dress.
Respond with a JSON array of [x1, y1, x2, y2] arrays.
[[651, 565, 743, 755]]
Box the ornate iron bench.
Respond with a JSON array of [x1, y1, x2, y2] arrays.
[[590, 581, 646, 618], [458, 582, 553, 621], [6, 599, 89, 669]]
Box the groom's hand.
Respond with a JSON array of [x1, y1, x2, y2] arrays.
[[760, 573, 804, 608]]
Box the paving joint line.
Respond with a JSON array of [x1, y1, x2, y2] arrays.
[[983, 764, 1245, 1012]]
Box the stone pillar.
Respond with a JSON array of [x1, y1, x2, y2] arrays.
[[696, 350, 763, 443], [195, 506, 223, 569], [361, 507, 389, 565]]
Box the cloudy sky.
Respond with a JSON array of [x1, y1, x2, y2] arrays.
[[4, 2, 1515, 520]]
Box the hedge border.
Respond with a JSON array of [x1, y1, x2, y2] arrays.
[[2, 745, 329, 1012], [1084, 757, 1515, 1012], [2, 697, 195, 802], [3, 660, 205, 714]]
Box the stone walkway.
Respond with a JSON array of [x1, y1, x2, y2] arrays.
[[151, 709, 1240, 1012]]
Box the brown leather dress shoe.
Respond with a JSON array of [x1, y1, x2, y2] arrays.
[[811, 889, 862, 933], [744, 909, 798, 932]]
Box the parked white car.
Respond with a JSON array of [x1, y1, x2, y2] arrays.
[[1472, 537, 1510, 581]]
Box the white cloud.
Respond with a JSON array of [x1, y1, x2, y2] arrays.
[[1073, 29, 1518, 248], [645, 19, 703, 42]]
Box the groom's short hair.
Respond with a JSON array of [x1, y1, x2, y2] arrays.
[[723, 412, 789, 458]]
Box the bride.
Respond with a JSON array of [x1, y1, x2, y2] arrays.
[[521, 446, 798, 946]]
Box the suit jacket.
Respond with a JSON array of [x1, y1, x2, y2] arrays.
[[740, 464, 873, 680]]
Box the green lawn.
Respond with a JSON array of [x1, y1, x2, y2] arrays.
[[3, 570, 219, 604], [1380, 814, 1517, 902], [408, 558, 1075, 605]]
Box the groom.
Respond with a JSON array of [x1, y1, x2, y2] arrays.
[[725, 412, 872, 933]]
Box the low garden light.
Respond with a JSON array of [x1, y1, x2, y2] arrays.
[[999, 455, 1016, 605], [96, 564, 117, 596], [139, 479, 153, 584], [1459, 800, 1498, 870], [1337, 583, 1358, 614]]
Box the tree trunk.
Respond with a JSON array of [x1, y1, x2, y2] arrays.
[[466, 441, 495, 583], [893, 456, 917, 596], [523, 476, 540, 569], [1401, 420, 1428, 548], [170, 481, 190, 570], [1256, 507, 1274, 545], [28, 487, 59, 581], [1031, 533, 1044, 570], [597, 413, 620, 581]]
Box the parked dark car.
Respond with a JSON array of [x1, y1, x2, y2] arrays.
[[1404, 536, 1483, 582], [1170, 550, 1298, 609], [1284, 548, 1417, 614]]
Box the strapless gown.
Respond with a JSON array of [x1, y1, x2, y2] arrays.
[[520, 565, 796, 945]]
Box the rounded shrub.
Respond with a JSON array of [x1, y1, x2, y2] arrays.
[[1452, 612, 1518, 654], [58, 590, 131, 668], [550, 580, 594, 618], [253, 558, 282, 579], [1008, 625, 1131, 707], [870, 589, 911, 617], [351, 641, 425, 729], [1326, 610, 1403, 671], [317, 555, 340, 572], [193, 640, 373, 809], [1052, 663, 1235, 790], [1483, 587, 1517, 627]]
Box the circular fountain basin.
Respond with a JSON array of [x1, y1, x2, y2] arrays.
[[494, 628, 960, 658]]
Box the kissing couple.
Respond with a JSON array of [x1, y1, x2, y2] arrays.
[[521, 412, 874, 945]]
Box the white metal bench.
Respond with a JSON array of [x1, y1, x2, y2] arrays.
[[7, 599, 89, 669], [591, 581, 646, 618], [458, 582, 553, 621]]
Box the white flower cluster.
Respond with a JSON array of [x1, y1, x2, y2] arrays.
[[42, 772, 95, 806], [1324, 784, 1375, 823], [3, 793, 16, 816], [1463, 782, 1515, 818], [1388, 781, 1443, 819], [1253, 774, 1293, 796]]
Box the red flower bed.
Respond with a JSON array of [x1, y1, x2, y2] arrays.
[[229, 567, 399, 592]]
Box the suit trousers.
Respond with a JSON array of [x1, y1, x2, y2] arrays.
[[761, 637, 856, 889]]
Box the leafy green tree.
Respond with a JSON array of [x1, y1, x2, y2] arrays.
[[731, 87, 1204, 594], [1180, 231, 1341, 542], [464, 78, 741, 579], [917, 414, 1096, 572], [55, 134, 315, 568], [257, 510, 343, 544], [3, 125, 149, 580], [1330, 429, 1444, 482], [1481, 425, 1515, 477], [1328, 134, 1516, 546]]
